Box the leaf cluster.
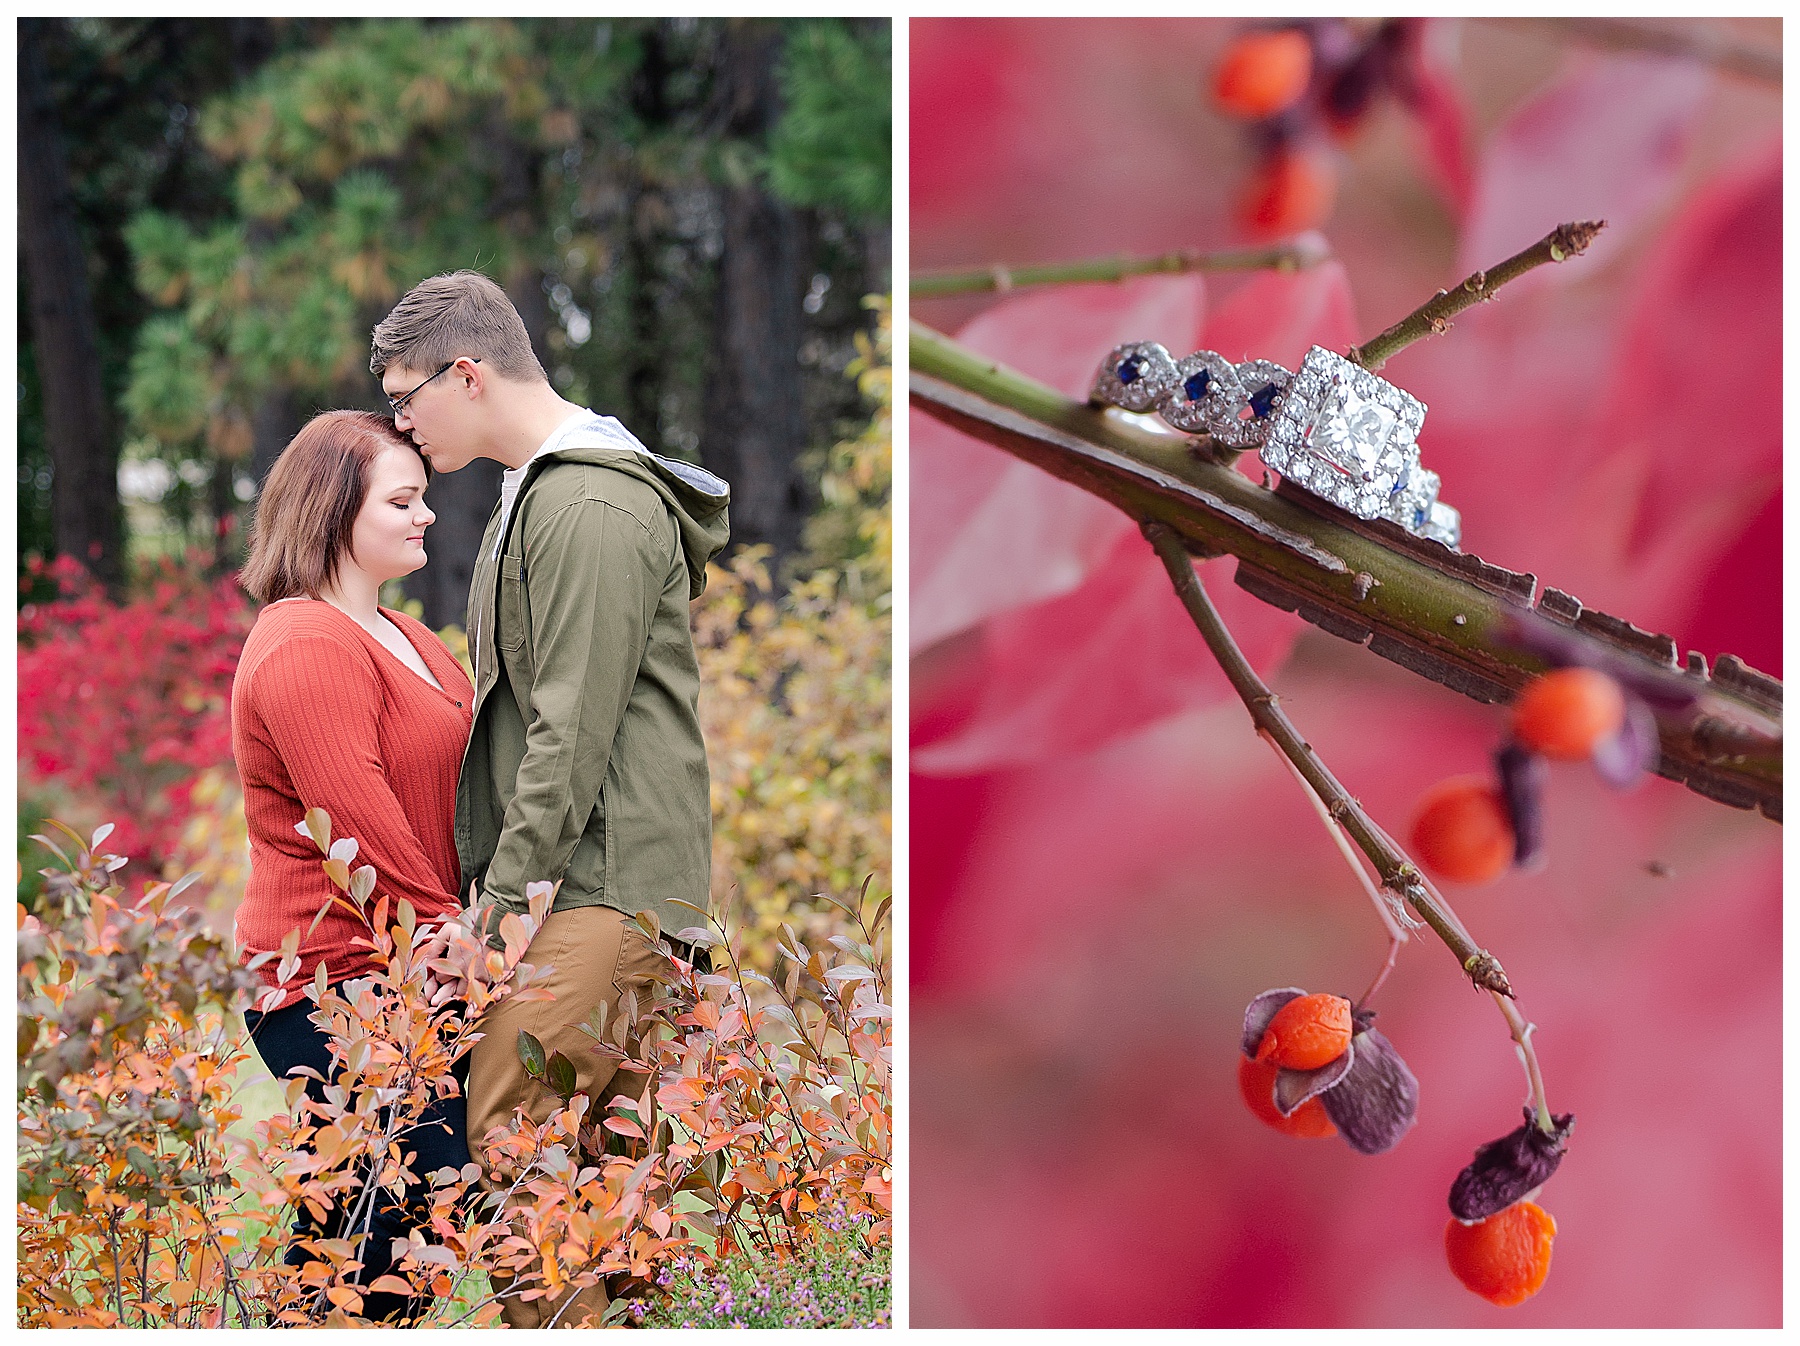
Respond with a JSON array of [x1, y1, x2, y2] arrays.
[[18, 811, 891, 1327], [18, 823, 264, 1327]]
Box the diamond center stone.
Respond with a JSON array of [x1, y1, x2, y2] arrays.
[[1307, 385, 1397, 479]]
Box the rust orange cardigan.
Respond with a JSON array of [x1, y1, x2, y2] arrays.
[[232, 600, 474, 1010]]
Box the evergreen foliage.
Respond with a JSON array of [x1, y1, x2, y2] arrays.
[[767, 20, 892, 218]]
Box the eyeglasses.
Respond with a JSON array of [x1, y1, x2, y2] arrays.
[[386, 357, 478, 416]]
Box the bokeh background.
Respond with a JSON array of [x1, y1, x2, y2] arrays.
[[911, 18, 1779, 1327]]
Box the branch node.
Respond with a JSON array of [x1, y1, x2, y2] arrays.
[[1464, 950, 1514, 998]]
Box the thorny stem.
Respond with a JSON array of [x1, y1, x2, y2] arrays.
[[1348, 221, 1605, 372], [1144, 521, 1511, 995], [911, 235, 1332, 298], [1145, 521, 1564, 1133]]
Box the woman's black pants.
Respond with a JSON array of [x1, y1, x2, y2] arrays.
[[245, 997, 471, 1323]]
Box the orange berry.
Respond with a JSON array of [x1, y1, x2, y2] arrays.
[[1512, 667, 1626, 761], [1253, 991, 1352, 1071], [1214, 30, 1314, 120], [1445, 1200, 1557, 1307], [1238, 1055, 1337, 1138], [1238, 148, 1338, 239], [1411, 775, 1514, 884]]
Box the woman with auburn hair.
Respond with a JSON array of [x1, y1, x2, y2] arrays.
[[232, 408, 473, 1322]]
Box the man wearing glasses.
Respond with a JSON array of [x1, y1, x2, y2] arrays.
[[370, 269, 730, 1328]]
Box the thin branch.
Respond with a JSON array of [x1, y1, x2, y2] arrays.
[[1491, 991, 1555, 1133], [1143, 520, 1562, 1133], [1263, 731, 1409, 1010], [1143, 520, 1512, 997], [1348, 221, 1605, 372], [1494, 17, 1781, 85], [911, 235, 1332, 299]]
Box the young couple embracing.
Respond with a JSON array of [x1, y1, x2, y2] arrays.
[[230, 271, 731, 1326]]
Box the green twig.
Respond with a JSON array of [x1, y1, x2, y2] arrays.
[[1348, 221, 1605, 372], [911, 235, 1332, 299]]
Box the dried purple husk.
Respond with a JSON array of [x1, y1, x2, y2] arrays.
[[1242, 987, 1306, 1058], [1448, 1106, 1576, 1221], [1273, 1044, 1354, 1116], [1496, 611, 1699, 714], [1318, 1026, 1418, 1155], [1494, 741, 1548, 869], [1591, 695, 1658, 789]]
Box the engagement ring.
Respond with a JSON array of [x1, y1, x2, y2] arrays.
[[1091, 341, 1460, 548]]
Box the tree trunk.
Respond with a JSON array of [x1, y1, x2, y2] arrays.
[[249, 386, 303, 491], [624, 26, 669, 441], [19, 18, 123, 588], [701, 19, 809, 568], [863, 218, 892, 296]]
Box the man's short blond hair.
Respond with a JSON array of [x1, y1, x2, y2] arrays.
[[369, 269, 547, 382]]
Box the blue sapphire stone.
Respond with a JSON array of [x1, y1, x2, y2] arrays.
[[1117, 355, 1144, 385], [1248, 382, 1279, 419], [1182, 369, 1211, 403]]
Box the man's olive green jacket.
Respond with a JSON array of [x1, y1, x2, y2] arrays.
[[455, 412, 730, 934]]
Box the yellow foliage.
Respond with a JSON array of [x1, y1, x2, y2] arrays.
[[694, 550, 890, 963], [801, 296, 892, 599]]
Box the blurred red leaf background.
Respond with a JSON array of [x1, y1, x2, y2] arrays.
[[910, 18, 1780, 1327]]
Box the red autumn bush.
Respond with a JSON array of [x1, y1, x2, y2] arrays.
[[18, 554, 251, 868], [17, 816, 891, 1327]]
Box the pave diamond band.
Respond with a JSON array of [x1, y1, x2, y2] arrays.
[[1090, 341, 1461, 549]]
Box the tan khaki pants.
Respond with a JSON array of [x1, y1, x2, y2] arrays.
[[467, 904, 667, 1329]]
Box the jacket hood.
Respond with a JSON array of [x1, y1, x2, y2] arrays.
[[525, 412, 731, 597]]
